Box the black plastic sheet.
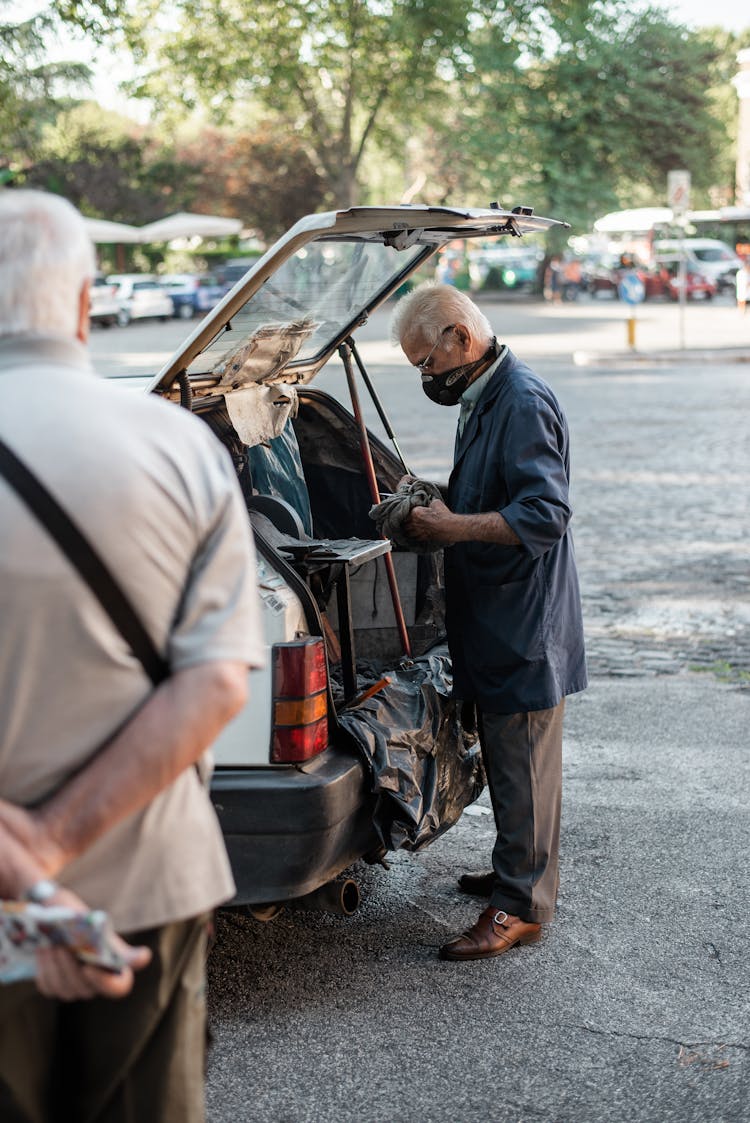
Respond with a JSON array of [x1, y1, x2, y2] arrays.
[[337, 645, 484, 851]]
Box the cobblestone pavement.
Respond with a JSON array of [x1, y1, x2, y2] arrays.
[[540, 356, 750, 689]]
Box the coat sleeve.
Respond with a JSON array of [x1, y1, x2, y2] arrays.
[[497, 390, 572, 559]]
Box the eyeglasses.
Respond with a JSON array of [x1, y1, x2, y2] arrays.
[[415, 324, 456, 373]]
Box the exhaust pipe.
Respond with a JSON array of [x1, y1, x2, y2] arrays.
[[289, 878, 360, 917]]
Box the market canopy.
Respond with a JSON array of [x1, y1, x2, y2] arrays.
[[83, 217, 143, 244], [594, 208, 674, 233], [137, 212, 243, 242]]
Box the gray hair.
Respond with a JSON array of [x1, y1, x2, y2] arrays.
[[0, 190, 95, 338], [390, 281, 492, 348]]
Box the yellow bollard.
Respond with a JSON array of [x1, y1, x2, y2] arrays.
[[627, 314, 636, 350]]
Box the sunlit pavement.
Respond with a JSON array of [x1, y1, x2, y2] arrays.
[[91, 292, 750, 379]]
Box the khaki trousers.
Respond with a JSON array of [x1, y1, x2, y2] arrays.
[[478, 701, 564, 924], [0, 913, 210, 1123]]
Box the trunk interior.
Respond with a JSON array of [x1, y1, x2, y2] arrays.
[[201, 387, 447, 702]]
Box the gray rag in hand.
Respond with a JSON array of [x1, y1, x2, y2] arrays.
[[368, 479, 443, 553]]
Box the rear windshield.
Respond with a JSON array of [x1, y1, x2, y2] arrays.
[[184, 239, 425, 382]]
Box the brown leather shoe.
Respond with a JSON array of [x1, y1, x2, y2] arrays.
[[439, 906, 542, 961], [457, 870, 495, 897]]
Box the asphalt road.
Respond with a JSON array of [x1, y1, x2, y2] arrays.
[[94, 297, 750, 1122]]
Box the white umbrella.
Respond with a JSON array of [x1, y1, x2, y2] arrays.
[[137, 212, 243, 242], [594, 207, 674, 233], [83, 217, 143, 244]]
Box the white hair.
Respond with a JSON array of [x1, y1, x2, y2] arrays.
[[390, 281, 493, 348], [0, 190, 95, 338]]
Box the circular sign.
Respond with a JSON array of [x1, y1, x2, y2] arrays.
[[618, 270, 645, 305]]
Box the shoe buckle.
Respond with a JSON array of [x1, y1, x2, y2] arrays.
[[492, 910, 509, 927]]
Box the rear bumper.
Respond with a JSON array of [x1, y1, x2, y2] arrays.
[[210, 747, 378, 905]]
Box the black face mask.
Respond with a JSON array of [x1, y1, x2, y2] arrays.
[[420, 337, 500, 406]]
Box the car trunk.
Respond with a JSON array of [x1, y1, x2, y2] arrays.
[[198, 382, 480, 853], [151, 205, 568, 853]]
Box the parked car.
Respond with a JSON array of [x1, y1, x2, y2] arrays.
[[586, 253, 644, 298], [649, 255, 716, 301], [653, 238, 742, 294], [145, 203, 567, 917], [88, 276, 120, 327], [586, 253, 715, 301], [160, 273, 223, 320], [470, 246, 543, 292], [216, 258, 263, 297], [107, 274, 174, 326]]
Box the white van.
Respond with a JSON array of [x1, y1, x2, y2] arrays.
[[652, 239, 742, 294]]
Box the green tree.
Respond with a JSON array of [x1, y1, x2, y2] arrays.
[[10, 0, 742, 246], [176, 124, 328, 240], [442, 6, 736, 235], [0, 2, 89, 179], [23, 103, 202, 221], [101, 0, 604, 207]]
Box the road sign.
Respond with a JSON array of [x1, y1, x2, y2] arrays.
[[667, 169, 691, 217], [618, 270, 645, 305]]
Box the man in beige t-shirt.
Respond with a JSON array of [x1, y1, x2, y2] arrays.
[[0, 191, 264, 1122]]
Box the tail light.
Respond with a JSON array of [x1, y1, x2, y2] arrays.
[[271, 637, 328, 763]]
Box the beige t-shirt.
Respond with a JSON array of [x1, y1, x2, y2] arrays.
[[0, 335, 265, 932]]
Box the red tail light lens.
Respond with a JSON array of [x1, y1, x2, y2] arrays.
[[271, 638, 328, 763]]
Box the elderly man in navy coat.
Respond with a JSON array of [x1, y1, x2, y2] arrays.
[[391, 282, 587, 961]]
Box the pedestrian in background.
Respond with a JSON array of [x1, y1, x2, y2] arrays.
[[0, 190, 264, 1122], [562, 256, 583, 301], [543, 255, 563, 302], [736, 257, 750, 314], [391, 283, 586, 962]]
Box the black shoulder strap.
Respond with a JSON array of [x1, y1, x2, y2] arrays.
[[0, 436, 169, 687]]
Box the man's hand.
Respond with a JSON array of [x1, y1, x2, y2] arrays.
[[0, 821, 151, 1001], [34, 886, 151, 1002], [403, 498, 459, 545]]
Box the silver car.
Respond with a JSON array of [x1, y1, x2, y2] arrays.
[[107, 274, 174, 326]]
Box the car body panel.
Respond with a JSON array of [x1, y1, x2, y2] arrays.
[[650, 255, 716, 300], [161, 274, 223, 320], [212, 751, 377, 903], [107, 275, 174, 324], [211, 551, 307, 765], [89, 277, 120, 326], [587, 254, 716, 301]]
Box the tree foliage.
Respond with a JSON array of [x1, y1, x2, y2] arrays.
[[10, 96, 325, 237], [0, 2, 89, 178], [420, 5, 737, 232], [20, 104, 201, 220], [2, 0, 746, 240], [176, 124, 327, 239], [109, 0, 609, 207]]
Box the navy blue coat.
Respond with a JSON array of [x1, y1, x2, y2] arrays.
[[445, 348, 587, 713]]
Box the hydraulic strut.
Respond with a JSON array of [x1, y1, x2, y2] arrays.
[[345, 336, 411, 476]]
